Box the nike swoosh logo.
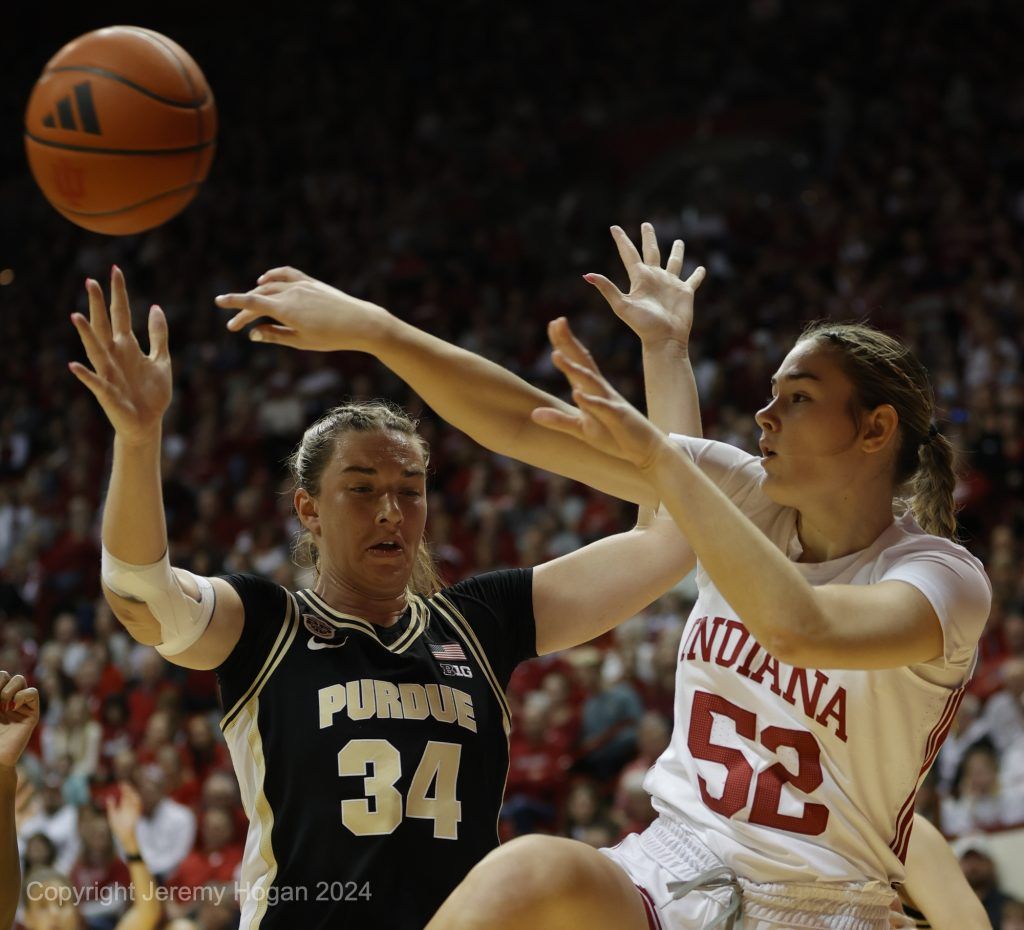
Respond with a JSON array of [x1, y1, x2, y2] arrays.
[[307, 635, 348, 651]]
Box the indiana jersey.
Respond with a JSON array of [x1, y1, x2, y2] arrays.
[[215, 569, 536, 930], [645, 437, 991, 887]]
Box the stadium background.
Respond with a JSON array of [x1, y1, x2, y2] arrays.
[[3, 1, 1024, 927]]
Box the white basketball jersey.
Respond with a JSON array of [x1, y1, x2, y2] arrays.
[[645, 437, 991, 885]]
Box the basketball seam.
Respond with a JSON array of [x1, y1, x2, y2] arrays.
[[55, 181, 200, 218], [41, 67, 208, 109], [24, 130, 214, 157], [124, 27, 207, 186]]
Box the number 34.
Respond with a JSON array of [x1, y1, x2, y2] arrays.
[[338, 739, 462, 840], [688, 691, 829, 836]]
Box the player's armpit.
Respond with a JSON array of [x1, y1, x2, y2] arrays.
[[779, 581, 945, 671], [103, 574, 244, 670], [102, 580, 163, 646]]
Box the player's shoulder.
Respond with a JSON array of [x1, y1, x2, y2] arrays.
[[216, 571, 293, 616], [874, 515, 988, 578], [435, 567, 533, 606]]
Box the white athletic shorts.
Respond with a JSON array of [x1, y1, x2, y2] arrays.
[[599, 816, 896, 930]]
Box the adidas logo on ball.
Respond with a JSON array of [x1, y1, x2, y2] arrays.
[[41, 81, 101, 135]]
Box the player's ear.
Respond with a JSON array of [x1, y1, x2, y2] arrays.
[[295, 488, 321, 536], [861, 403, 899, 454]]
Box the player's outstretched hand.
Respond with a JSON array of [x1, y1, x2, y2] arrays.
[[532, 318, 667, 470], [585, 222, 705, 347], [69, 267, 171, 447], [216, 267, 390, 352], [106, 781, 144, 850], [0, 672, 40, 769]]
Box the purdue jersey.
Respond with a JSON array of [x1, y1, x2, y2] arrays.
[[215, 569, 536, 930], [646, 436, 991, 887]]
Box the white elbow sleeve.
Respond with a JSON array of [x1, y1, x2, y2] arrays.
[[101, 546, 216, 657]]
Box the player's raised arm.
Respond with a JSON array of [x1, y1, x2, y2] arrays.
[[0, 672, 39, 930], [70, 269, 243, 670], [214, 266, 656, 506], [529, 224, 706, 653]]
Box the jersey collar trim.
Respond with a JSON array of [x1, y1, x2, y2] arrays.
[[296, 589, 427, 653]]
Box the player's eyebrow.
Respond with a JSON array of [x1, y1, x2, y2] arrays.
[[769, 370, 822, 387], [341, 465, 426, 477]]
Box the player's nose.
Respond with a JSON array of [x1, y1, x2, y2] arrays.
[[376, 492, 403, 524]]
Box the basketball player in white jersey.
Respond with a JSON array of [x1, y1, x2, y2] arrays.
[[216, 226, 991, 930]]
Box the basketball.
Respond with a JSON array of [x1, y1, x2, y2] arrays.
[[23, 26, 217, 235]]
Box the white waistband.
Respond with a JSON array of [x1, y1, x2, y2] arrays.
[[640, 817, 894, 930]]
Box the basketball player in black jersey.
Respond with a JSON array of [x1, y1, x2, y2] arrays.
[[71, 269, 692, 929]]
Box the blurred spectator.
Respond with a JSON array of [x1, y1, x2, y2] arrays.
[[936, 693, 990, 791], [614, 712, 671, 808], [184, 715, 229, 785], [502, 691, 572, 836], [955, 834, 1016, 930], [18, 770, 80, 874], [98, 696, 134, 779], [1003, 899, 1024, 930], [981, 658, 1024, 755], [971, 609, 1024, 702], [562, 779, 616, 845], [167, 807, 244, 917], [156, 743, 201, 810], [941, 740, 1024, 836], [132, 764, 196, 881], [22, 831, 57, 872], [70, 803, 131, 930], [571, 646, 644, 780], [41, 692, 101, 778]]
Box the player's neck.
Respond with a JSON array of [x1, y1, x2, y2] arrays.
[[314, 573, 408, 627], [794, 492, 895, 563]]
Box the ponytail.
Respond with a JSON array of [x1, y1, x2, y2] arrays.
[[908, 430, 960, 540]]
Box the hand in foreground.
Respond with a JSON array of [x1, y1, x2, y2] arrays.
[[68, 268, 171, 447], [215, 267, 390, 352], [585, 223, 705, 346], [531, 318, 667, 470], [0, 672, 40, 769], [106, 781, 144, 851]]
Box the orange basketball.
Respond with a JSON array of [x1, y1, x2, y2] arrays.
[[24, 26, 217, 236]]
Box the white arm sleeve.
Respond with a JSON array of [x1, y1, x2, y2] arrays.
[[101, 546, 216, 657]]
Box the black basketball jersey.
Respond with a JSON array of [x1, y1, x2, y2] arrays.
[[215, 569, 536, 930]]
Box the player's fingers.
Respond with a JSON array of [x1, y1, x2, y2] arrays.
[[248, 324, 300, 345], [551, 350, 609, 398], [11, 687, 39, 713], [666, 240, 685, 277], [0, 671, 9, 696], [548, 317, 601, 373], [250, 282, 290, 296], [685, 266, 706, 292], [257, 266, 310, 285], [0, 673, 27, 704], [70, 313, 115, 378], [530, 405, 586, 439], [215, 292, 276, 314], [610, 225, 643, 285], [68, 361, 113, 401], [147, 305, 169, 359], [582, 273, 624, 309], [85, 278, 113, 344], [640, 222, 660, 266], [224, 310, 260, 332], [109, 265, 133, 338]]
